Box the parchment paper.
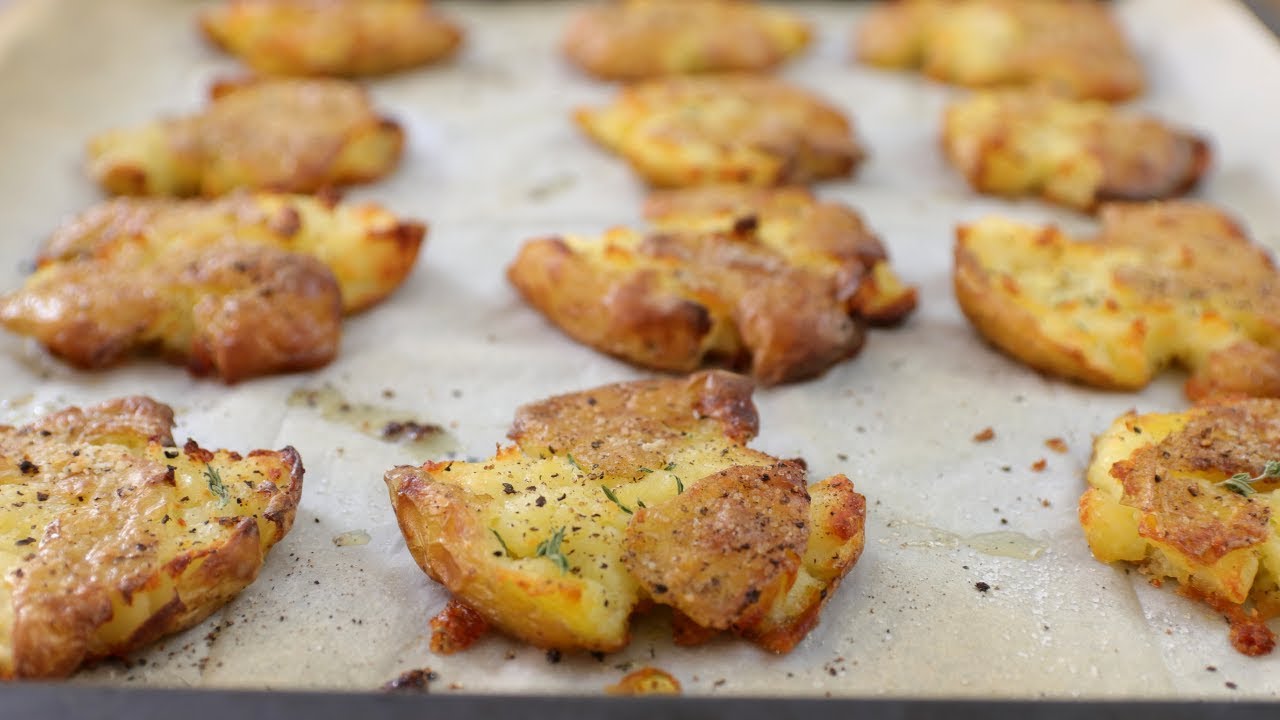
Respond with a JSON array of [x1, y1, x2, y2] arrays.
[[0, 0, 1278, 699]]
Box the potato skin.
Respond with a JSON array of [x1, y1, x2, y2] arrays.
[[943, 91, 1210, 211], [576, 75, 864, 188], [855, 0, 1144, 102], [510, 187, 915, 385], [384, 371, 867, 654], [0, 241, 343, 383], [954, 201, 1280, 400], [201, 0, 463, 78], [0, 397, 303, 678], [563, 0, 809, 81], [87, 77, 403, 197], [1080, 400, 1280, 656]]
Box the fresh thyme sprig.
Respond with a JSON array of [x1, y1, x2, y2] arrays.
[[204, 465, 228, 504], [535, 527, 569, 573], [601, 485, 632, 514], [1218, 460, 1280, 497], [491, 528, 512, 557]]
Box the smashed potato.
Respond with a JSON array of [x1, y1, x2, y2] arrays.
[[38, 192, 424, 314], [509, 186, 916, 385], [954, 202, 1280, 400], [88, 77, 403, 197], [0, 190, 424, 381], [606, 666, 683, 695], [0, 396, 303, 678], [943, 91, 1210, 211], [576, 75, 864, 187], [1080, 400, 1280, 656], [855, 0, 1143, 101], [0, 238, 342, 383], [201, 0, 463, 77], [563, 0, 809, 81], [385, 371, 866, 654]]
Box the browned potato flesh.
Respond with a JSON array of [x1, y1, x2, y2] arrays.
[[954, 201, 1280, 400], [576, 75, 864, 188], [509, 186, 916, 385], [0, 396, 303, 678], [563, 0, 809, 81], [201, 0, 463, 77], [384, 371, 867, 654], [943, 91, 1210, 211], [1080, 400, 1280, 656], [88, 77, 403, 197], [855, 0, 1143, 101]]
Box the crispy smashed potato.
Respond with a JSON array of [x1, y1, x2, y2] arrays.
[[0, 191, 424, 380], [855, 0, 1143, 101], [943, 91, 1210, 211], [201, 0, 463, 77], [576, 75, 864, 188], [38, 192, 424, 314], [1080, 400, 1280, 656], [509, 186, 916, 385], [563, 0, 809, 81], [606, 666, 683, 695], [385, 371, 866, 654], [0, 396, 303, 678], [0, 239, 342, 383], [955, 202, 1280, 400], [88, 77, 403, 197]]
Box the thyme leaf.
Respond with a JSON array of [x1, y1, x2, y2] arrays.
[[491, 528, 512, 557], [535, 527, 569, 573], [204, 465, 228, 504], [566, 453, 585, 473], [601, 485, 632, 514], [674, 475, 684, 494], [1217, 461, 1280, 497]]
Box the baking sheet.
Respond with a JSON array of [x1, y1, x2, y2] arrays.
[[0, 0, 1279, 700]]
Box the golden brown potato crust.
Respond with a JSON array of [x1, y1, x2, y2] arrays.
[[855, 0, 1143, 101], [384, 371, 867, 654], [39, 193, 424, 314], [0, 397, 303, 678], [576, 75, 864, 188], [201, 0, 463, 77], [954, 201, 1280, 400], [1080, 400, 1280, 656], [88, 77, 403, 197], [943, 91, 1210, 211], [509, 186, 916, 385], [563, 0, 809, 81]]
